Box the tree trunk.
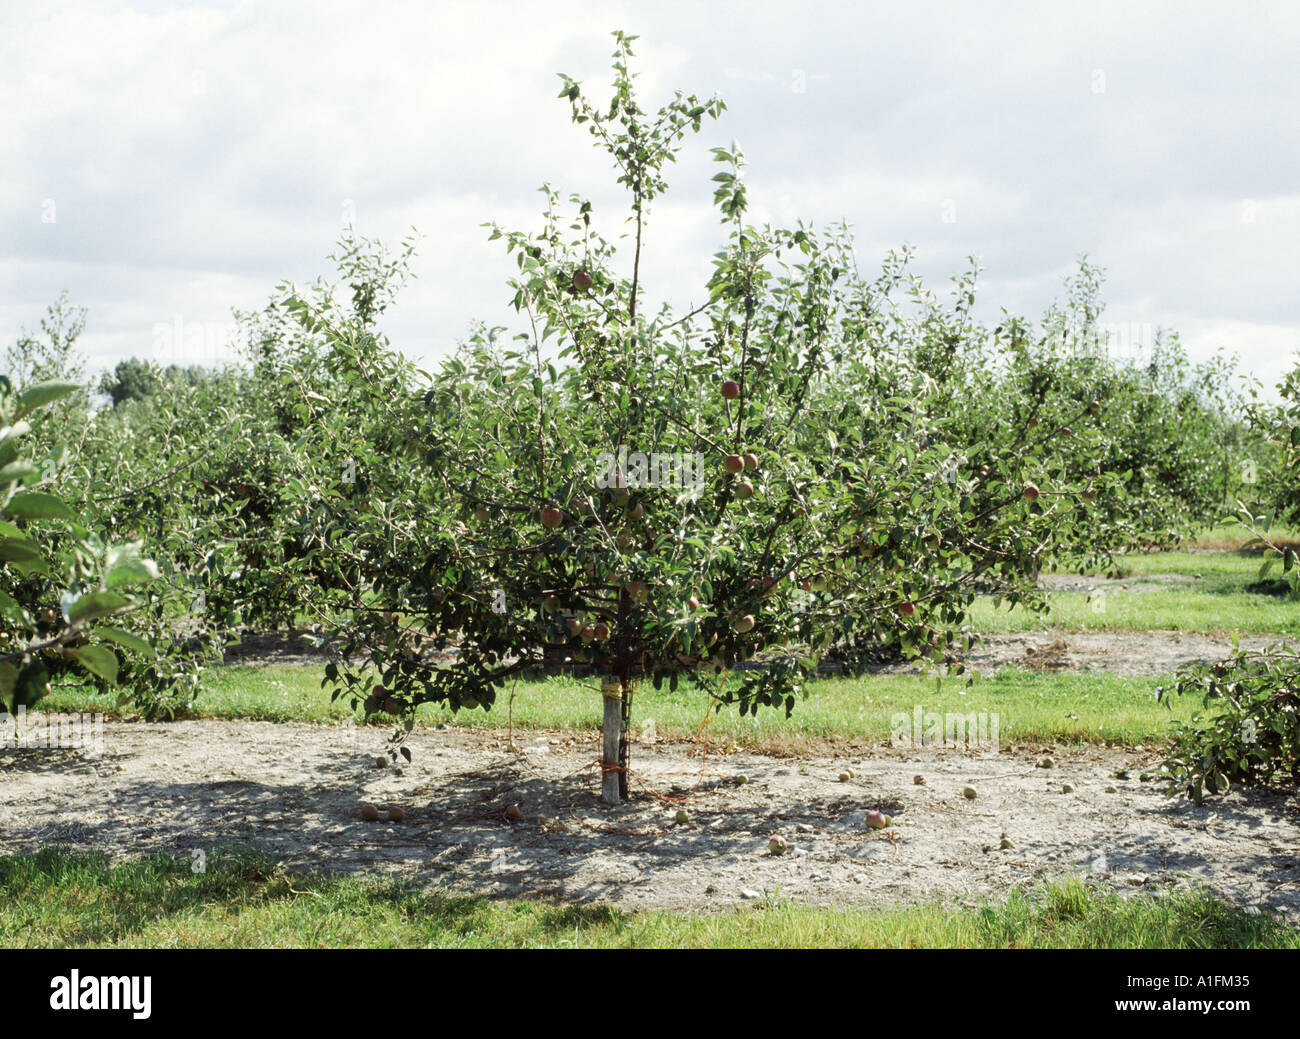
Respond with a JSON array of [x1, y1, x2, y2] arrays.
[[601, 682, 623, 805], [619, 679, 631, 801]]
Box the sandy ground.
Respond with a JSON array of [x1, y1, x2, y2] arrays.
[[927, 630, 1287, 678], [2, 721, 1296, 915]]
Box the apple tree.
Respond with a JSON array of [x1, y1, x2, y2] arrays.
[[290, 33, 1117, 804], [0, 377, 160, 714]]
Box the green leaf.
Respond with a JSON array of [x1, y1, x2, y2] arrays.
[[13, 658, 49, 709], [0, 661, 15, 711], [94, 626, 156, 657], [71, 645, 119, 683], [0, 537, 46, 570], [68, 590, 131, 625], [16, 381, 79, 418], [105, 558, 160, 589], [0, 461, 40, 487], [4, 492, 75, 521]]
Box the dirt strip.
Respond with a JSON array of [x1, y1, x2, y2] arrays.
[[2, 721, 1296, 915]]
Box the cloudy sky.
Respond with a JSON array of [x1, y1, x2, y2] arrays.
[[3, 0, 1297, 395]]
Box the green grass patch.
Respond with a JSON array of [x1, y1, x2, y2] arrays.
[[974, 549, 1300, 634], [1186, 521, 1300, 552], [1, 847, 1292, 949], [43, 663, 1195, 749]]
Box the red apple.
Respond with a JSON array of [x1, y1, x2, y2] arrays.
[[580, 624, 596, 643], [721, 380, 741, 400], [734, 614, 755, 633], [1022, 482, 1040, 501], [898, 600, 916, 618], [1088, 399, 1101, 414], [572, 269, 594, 291], [566, 617, 584, 636], [743, 452, 759, 471], [1028, 416, 1040, 427], [541, 507, 563, 528], [688, 595, 700, 611], [865, 810, 889, 829], [626, 502, 644, 521], [593, 622, 610, 641], [724, 454, 745, 473], [735, 480, 755, 500]]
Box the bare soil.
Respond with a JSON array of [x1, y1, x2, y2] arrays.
[[926, 631, 1286, 678], [2, 721, 1296, 915]]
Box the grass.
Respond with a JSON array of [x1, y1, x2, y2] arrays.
[[2, 847, 1293, 949], [972, 548, 1300, 635], [1185, 520, 1300, 552], [41, 663, 1198, 750]]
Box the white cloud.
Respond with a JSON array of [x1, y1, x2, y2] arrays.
[[1, 0, 1296, 398]]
